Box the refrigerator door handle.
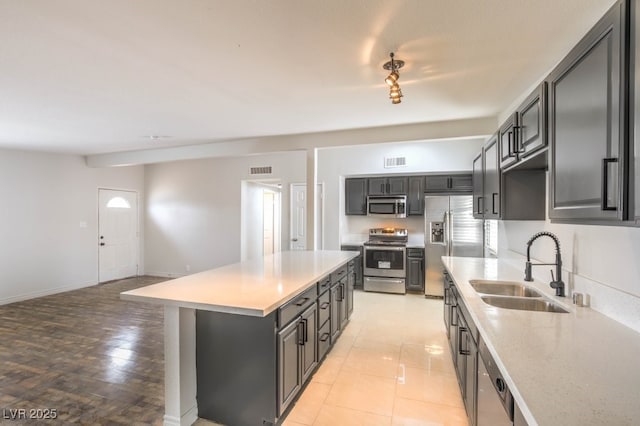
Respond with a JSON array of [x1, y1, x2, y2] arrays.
[[443, 211, 450, 257]]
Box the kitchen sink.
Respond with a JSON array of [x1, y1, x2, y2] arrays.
[[480, 296, 569, 313], [469, 280, 542, 297]]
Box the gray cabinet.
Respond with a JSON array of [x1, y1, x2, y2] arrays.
[[340, 245, 363, 289], [472, 151, 484, 219], [483, 135, 501, 219], [406, 248, 424, 292], [472, 133, 545, 221], [498, 114, 519, 170], [426, 174, 473, 193], [548, 0, 629, 221], [345, 178, 367, 215], [407, 176, 425, 215], [368, 176, 408, 195], [347, 261, 355, 318], [499, 83, 547, 171], [330, 280, 347, 340], [278, 318, 302, 414], [300, 303, 318, 383]]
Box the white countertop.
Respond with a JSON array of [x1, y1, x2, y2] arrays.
[[121, 250, 358, 317], [443, 256, 640, 426]]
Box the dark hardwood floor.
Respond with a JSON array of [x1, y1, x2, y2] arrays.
[[0, 276, 168, 425]]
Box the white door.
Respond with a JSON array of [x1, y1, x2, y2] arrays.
[[98, 189, 138, 282], [290, 183, 323, 250]]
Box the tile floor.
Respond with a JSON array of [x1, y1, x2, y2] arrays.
[[278, 290, 468, 426]]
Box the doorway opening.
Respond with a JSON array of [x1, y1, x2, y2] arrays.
[[98, 189, 139, 283], [240, 180, 282, 261]]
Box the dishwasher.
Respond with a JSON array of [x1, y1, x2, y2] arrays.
[[477, 337, 514, 425]]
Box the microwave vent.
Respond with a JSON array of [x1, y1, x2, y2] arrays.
[[384, 156, 407, 168], [250, 166, 273, 175]]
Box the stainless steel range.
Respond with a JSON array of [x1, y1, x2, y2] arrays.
[[363, 228, 407, 294]]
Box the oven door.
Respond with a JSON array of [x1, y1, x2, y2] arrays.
[[363, 246, 406, 278]]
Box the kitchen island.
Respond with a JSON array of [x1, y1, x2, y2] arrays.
[[121, 250, 358, 426], [443, 256, 640, 425]]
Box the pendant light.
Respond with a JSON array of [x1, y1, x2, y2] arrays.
[[383, 52, 405, 104]]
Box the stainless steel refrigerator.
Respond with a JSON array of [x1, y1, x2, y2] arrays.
[[424, 195, 484, 297]]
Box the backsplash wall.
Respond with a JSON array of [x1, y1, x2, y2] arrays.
[[342, 216, 425, 246]]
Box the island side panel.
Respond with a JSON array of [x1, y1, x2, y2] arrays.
[[163, 306, 198, 426], [196, 309, 278, 425]]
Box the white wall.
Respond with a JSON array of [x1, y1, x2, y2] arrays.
[[496, 176, 640, 332], [0, 148, 144, 304], [144, 151, 305, 277], [318, 138, 485, 249]]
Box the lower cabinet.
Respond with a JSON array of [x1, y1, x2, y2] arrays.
[[406, 248, 425, 292], [195, 266, 353, 426], [445, 274, 478, 426]]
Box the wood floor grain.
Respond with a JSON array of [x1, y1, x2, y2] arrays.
[[0, 276, 168, 425]]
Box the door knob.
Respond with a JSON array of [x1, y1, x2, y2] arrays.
[[100, 242, 105, 246], [292, 238, 298, 242]]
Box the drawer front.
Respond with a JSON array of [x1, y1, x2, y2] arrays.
[[406, 248, 424, 258], [318, 275, 332, 293], [331, 265, 348, 284], [279, 286, 317, 328], [317, 290, 331, 328], [317, 319, 331, 360], [347, 260, 355, 272]]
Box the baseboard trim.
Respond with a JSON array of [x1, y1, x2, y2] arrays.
[[0, 280, 97, 305]]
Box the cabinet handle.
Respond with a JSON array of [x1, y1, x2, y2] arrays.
[[319, 332, 330, 342], [601, 158, 618, 211], [476, 197, 484, 215], [339, 284, 344, 301], [513, 125, 525, 153], [295, 297, 310, 307], [297, 321, 305, 346], [381, 183, 385, 193], [302, 318, 308, 343], [320, 301, 330, 310], [492, 193, 499, 214], [458, 326, 470, 355], [507, 131, 517, 158]]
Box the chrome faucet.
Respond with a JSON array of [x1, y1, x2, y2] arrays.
[[524, 232, 565, 297]]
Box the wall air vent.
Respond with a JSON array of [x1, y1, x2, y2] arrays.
[[250, 166, 273, 175], [384, 156, 407, 168]]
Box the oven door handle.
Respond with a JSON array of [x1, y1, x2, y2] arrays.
[[364, 246, 406, 251]]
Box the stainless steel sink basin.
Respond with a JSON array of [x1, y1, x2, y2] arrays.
[[469, 280, 542, 297], [481, 296, 569, 313]]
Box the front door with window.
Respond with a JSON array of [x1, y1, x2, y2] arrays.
[[98, 189, 138, 282]]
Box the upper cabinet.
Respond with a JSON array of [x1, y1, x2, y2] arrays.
[[407, 176, 425, 216], [345, 178, 367, 215], [472, 152, 484, 219], [368, 176, 407, 196], [499, 83, 547, 171], [425, 174, 472, 193], [482, 135, 501, 219], [547, 0, 629, 222]]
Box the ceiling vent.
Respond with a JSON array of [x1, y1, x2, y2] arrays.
[[384, 156, 407, 168], [250, 166, 273, 175]]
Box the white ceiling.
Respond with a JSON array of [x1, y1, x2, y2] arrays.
[[0, 0, 617, 155]]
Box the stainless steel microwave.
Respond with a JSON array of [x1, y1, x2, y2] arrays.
[[367, 195, 407, 218]]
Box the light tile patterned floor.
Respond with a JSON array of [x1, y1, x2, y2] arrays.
[[281, 290, 468, 426]]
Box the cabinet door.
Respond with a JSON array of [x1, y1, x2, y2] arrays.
[[345, 178, 367, 215], [339, 282, 348, 330], [472, 152, 484, 218], [548, 1, 627, 221], [387, 176, 408, 195], [407, 176, 425, 215], [498, 114, 519, 169], [483, 135, 501, 219], [517, 82, 547, 159], [346, 269, 354, 318], [406, 258, 424, 292], [301, 304, 317, 382], [278, 319, 301, 414], [425, 175, 451, 192], [367, 177, 387, 196], [464, 336, 478, 426], [450, 175, 473, 192], [330, 285, 340, 340], [455, 311, 466, 388]]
